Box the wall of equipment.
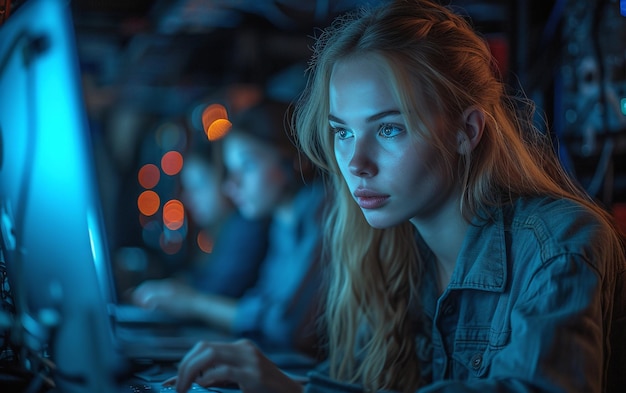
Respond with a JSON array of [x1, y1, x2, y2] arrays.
[[556, 0, 626, 205]]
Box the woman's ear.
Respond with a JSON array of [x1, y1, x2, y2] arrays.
[[456, 106, 485, 154]]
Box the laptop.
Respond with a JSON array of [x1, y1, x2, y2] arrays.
[[0, 0, 245, 391]]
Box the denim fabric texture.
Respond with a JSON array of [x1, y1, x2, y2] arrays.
[[305, 196, 626, 393]]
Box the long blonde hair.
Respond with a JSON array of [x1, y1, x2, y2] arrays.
[[292, 0, 624, 391]]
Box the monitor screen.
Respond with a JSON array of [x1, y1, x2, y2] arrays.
[[0, 0, 123, 391]]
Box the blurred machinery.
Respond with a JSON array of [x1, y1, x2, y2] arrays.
[[557, 0, 626, 203]]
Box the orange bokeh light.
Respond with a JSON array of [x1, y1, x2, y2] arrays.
[[197, 229, 214, 254], [207, 118, 232, 141], [163, 199, 185, 230], [137, 190, 160, 216], [138, 163, 160, 189], [202, 103, 232, 141], [202, 103, 228, 130], [161, 150, 183, 176]]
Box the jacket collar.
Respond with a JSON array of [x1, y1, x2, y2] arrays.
[[446, 205, 508, 292]]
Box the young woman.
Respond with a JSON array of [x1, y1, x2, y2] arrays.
[[168, 1, 626, 392], [133, 139, 270, 299], [133, 99, 326, 356]]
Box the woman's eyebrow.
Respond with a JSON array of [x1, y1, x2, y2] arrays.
[[328, 110, 402, 124]]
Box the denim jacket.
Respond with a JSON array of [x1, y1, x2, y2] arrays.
[[305, 196, 626, 393]]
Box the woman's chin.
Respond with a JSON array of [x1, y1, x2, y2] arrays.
[[362, 211, 403, 229]]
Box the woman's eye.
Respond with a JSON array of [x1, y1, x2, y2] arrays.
[[332, 126, 352, 140], [378, 123, 403, 138]]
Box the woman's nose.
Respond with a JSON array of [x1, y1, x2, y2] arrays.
[[348, 138, 377, 178]]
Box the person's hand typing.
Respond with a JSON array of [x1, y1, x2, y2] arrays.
[[164, 339, 305, 393], [131, 279, 199, 318]]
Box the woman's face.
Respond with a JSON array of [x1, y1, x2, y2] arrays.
[[329, 55, 457, 228], [180, 156, 230, 228], [221, 132, 289, 220]]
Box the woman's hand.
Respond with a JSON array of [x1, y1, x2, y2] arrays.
[[164, 339, 305, 393]]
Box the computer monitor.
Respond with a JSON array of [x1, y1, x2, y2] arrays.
[[0, 0, 123, 391]]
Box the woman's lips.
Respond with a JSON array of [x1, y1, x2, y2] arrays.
[[354, 189, 389, 209]]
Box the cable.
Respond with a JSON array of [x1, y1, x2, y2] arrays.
[[587, 138, 614, 198]]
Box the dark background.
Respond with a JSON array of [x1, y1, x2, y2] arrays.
[[2, 0, 625, 283]]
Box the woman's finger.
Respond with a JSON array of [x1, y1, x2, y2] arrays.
[[194, 364, 235, 387], [162, 376, 177, 387], [175, 342, 217, 392], [198, 339, 258, 365], [175, 340, 304, 393]]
